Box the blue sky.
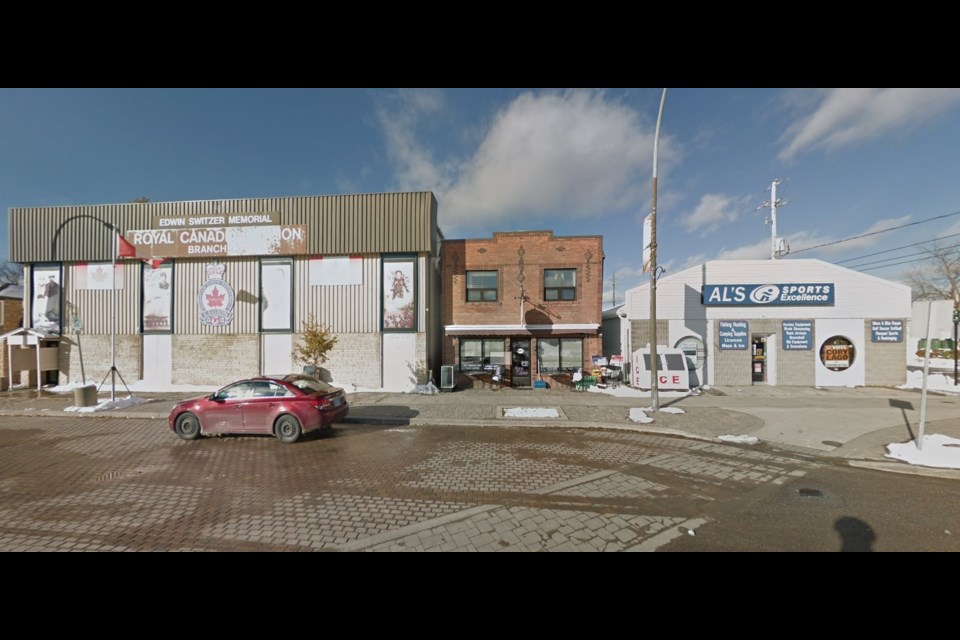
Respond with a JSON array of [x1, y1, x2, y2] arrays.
[[4, 87, 960, 306]]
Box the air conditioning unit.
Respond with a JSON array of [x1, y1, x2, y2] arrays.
[[440, 365, 455, 391]]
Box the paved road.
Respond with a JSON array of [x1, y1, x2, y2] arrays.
[[0, 414, 836, 552]]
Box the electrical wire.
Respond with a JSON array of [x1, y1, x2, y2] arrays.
[[790, 208, 960, 255]]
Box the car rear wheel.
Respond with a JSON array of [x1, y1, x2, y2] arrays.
[[174, 412, 201, 441], [275, 414, 302, 444]]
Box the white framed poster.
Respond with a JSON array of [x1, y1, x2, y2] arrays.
[[32, 265, 62, 333], [143, 262, 173, 332], [382, 256, 416, 331]]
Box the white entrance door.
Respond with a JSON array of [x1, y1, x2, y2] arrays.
[[382, 333, 417, 391], [142, 334, 172, 386]]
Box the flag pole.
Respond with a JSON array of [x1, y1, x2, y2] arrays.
[[111, 225, 117, 402]]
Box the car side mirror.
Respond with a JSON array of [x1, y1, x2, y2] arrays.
[[211, 393, 225, 402]]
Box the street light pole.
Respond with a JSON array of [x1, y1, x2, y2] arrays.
[[649, 88, 667, 414], [953, 306, 959, 386]]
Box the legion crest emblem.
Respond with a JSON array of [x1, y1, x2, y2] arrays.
[[198, 263, 235, 327]]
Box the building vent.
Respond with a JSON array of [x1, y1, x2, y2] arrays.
[[440, 365, 455, 390]]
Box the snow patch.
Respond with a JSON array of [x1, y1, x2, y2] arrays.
[[503, 407, 559, 418], [717, 434, 760, 445], [64, 395, 150, 413], [885, 434, 960, 469], [629, 408, 654, 423]]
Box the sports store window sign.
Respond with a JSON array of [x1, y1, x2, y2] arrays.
[[703, 283, 835, 306], [718, 321, 749, 349], [198, 263, 235, 327]]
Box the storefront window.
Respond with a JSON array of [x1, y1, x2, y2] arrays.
[[261, 258, 293, 331], [538, 338, 583, 372], [459, 338, 506, 371], [820, 336, 855, 371]]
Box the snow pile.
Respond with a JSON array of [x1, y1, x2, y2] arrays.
[[885, 434, 960, 469], [64, 395, 150, 413]]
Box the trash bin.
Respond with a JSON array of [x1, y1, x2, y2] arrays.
[[73, 384, 98, 407]]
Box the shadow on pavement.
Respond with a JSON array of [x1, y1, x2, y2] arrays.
[[343, 405, 419, 425]]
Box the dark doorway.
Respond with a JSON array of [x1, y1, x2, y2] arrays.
[[512, 339, 531, 387]]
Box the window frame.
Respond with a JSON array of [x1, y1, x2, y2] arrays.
[[141, 261, 174, 334], [543, 268, 577, 301], [260, 257, 294, 333], [465, 270, 499, 302], [537, 337, 583, 373], [459, 338, 506, 372]]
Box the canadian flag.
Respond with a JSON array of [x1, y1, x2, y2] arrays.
[[75, 262, 123, 290], [117, 233, 137, 259]]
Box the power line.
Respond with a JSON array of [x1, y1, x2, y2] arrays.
[[836, 231, 960, 265], [790, 208, 960, 255], [845, 242, 960, 269]]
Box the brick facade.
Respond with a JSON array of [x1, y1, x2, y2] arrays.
[[442, 231, 603, 389], [57, 334, 142, 387]]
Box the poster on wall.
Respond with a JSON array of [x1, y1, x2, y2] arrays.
[[32, 266, 61, 333], [383, 258, 416, 331], [143, 262, 173, 331]]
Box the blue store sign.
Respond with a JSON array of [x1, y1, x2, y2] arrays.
[[871, 319, 903, 343], [782, 320, 813, 350], [718, 321, 749, 350], [703, 283, 835, 306]]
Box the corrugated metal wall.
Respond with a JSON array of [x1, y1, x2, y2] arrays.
[[64, 263, 141, 334], [9, 192, 438, 263], [294, 256, 380, 333], [175, 258, 260, 334]]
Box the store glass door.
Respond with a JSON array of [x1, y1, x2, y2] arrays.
[[512, 339, 531, 387], [751, 336, 766, 383]]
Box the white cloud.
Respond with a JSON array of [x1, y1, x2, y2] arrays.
[[375, 89, 452, 192], [679, 193, 741, 233], [780, 88, 960, 160], [376, 89, 674, 231]]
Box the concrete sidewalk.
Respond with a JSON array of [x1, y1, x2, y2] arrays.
[[1, 383, 959, 480]]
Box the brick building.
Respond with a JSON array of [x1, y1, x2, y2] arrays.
[[442, 231, 603, 389]]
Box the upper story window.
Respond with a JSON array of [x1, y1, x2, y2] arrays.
[[544, 269, 576, 301], [466, 270, 498, 302]]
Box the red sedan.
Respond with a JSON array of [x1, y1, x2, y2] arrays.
[[168, 374, 349, 444]]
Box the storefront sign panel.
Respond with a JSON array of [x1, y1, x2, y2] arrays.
[[703, 283, 834, 306], [871, 319, 903, 343], [152, 213, 279, 228], [718, 321, 749, 349], [782, 320, 813, 350], [125, 225, 307, 259]]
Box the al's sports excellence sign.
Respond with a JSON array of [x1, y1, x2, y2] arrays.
[[702, 283, 835, 306]]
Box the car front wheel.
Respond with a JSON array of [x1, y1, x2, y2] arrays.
[[174, 412, 201, 441], [275, 415, 302, 444]]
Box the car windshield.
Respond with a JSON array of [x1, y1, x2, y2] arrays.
[[282, 375, 333, 394]]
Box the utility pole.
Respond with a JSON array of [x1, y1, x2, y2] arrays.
[[649, 88, 667, 415], [758, 179, 788, 259]]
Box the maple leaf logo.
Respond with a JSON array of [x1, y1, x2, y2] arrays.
[[205, 287, 225, 307], [91, 266, 107, 282]]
